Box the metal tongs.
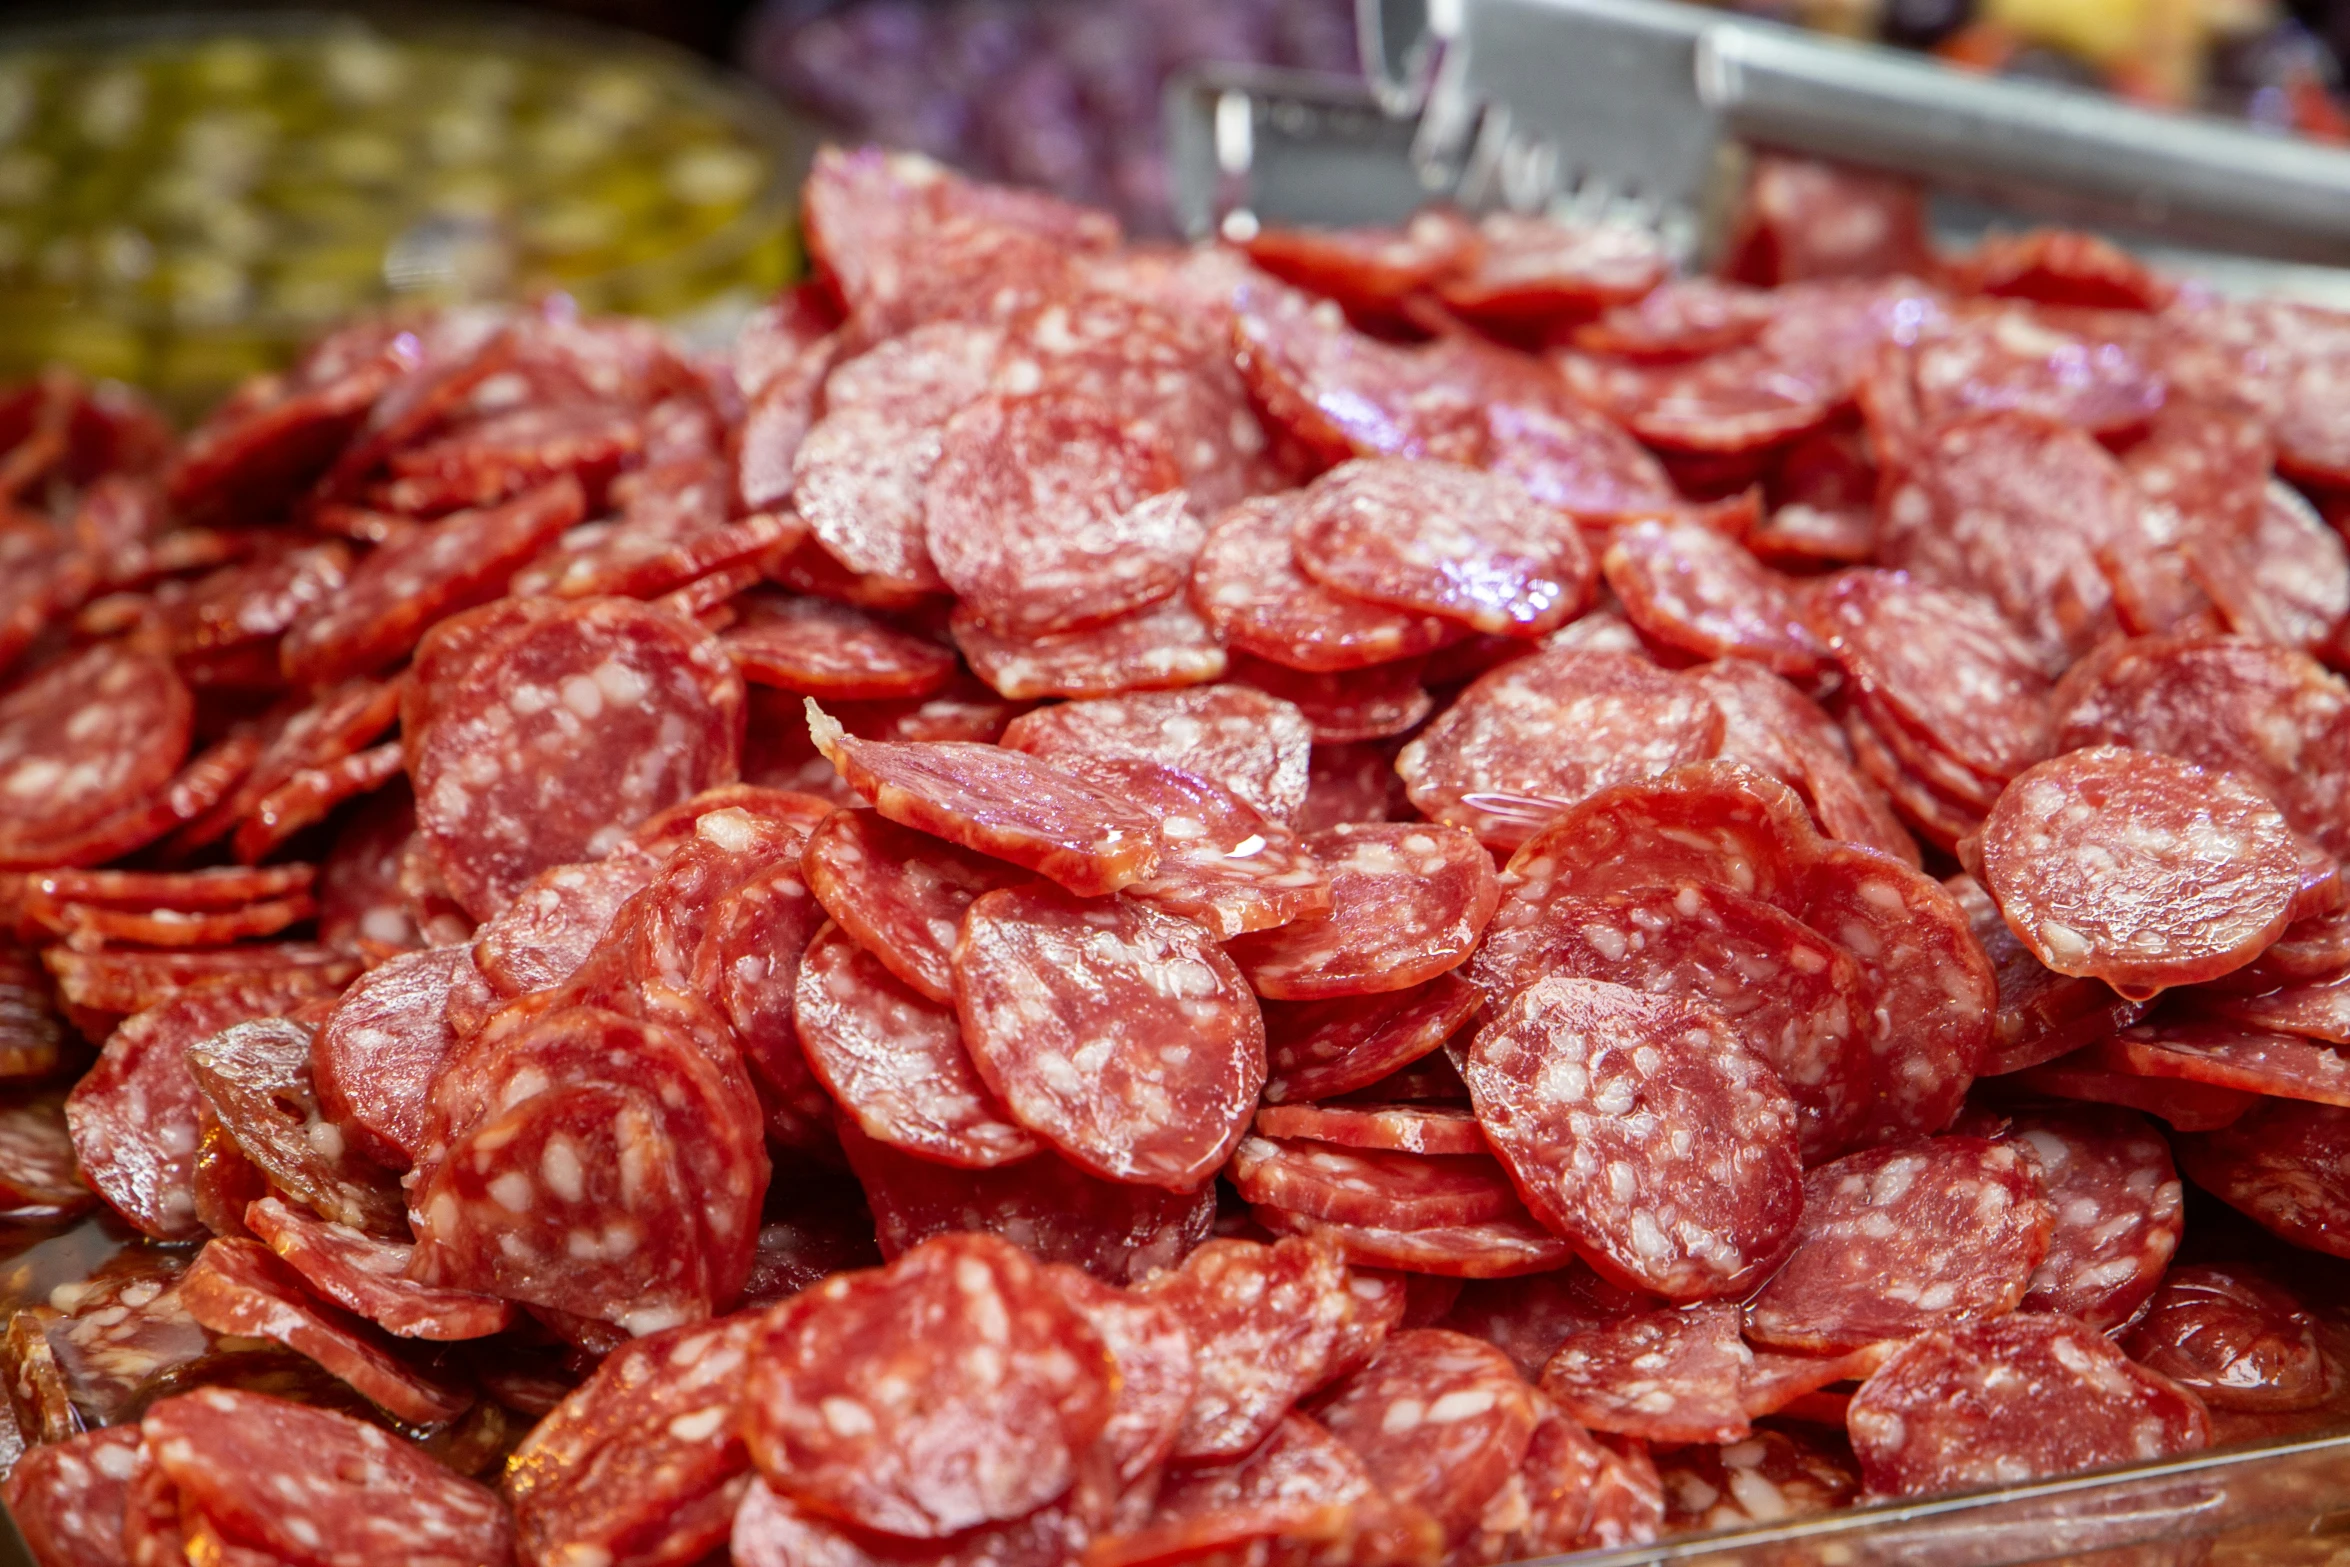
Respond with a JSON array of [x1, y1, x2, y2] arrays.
[[1171, 0, 2350, 270]]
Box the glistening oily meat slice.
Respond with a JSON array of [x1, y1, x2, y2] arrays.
[[999, 685, 1315, 827], [1743, 1137, 2053, 1353], [1536, 1300, 1754, 1446], [1254, 1102, 1491, 1158], [1977, 746, 2301, 996], [808, 706, 1161, 896], [1, 1426, 150, 1567], [694, 855, 835, 1153], [1227, 1136, 1524, 1230], [187, 1016, 406, 1238], [1845, 1314, 2210, 1499], [2107, 1018, 2350, 1106], [1601, 519, 1830, 678], [2174, 1098, 2350, 1259], [721, 592, 958, 701], [1190, 492, 1459, 673], [243, 1195, 513, 1340], [1654, 1427, 1859, 1537], [949, 597, 1230, 702], [1906, 306, 2166, 436], [1253, 1205, 1581, 1279], [796, 923, 1039, 1169], [1226, 822, 1497, 1001], [801, 808, 1026, 1005], [0, 642, 192, 867], [1316, 1329, 1542, 1548], [1464, 976, 1804, 1300], [1946, 871, 2145, 1076], [1224, 653, 1433, 746], [2120, 1263, 2330, 1413], [1464, 881, 1872, 1164], [740, 1232, 1113, 1539], [404, 596, 744, 920], [1044, 1262, 1198, 1486], [1289, 458, 1595, 637], [951, 883, 1265, 1190], [1394, 649, 1726, 851], [310, 944, 465, 1170], [1260, 974, 1484, 1104], [0, 1099, 92, 1217], [470, 853, 657, 1006], [2006, 1105, 2184, 1331]]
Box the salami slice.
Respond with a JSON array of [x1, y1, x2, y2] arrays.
[[1000, 685, 1315, 828], [1796, 843, 1997, 1142], [743, 1232, 1113, 1538], [2120, 1263, 2327, 1413], [1042, 754, 1333, 941], [1190, 493, 1457, 674], [1044, 1263, 1198, 1486], [1436, 1267, 1657, 1380], [1602, 519, 1829, 677], [2108, 1017, 2350, 1106], [1655, 1426, 1859, 1536], [142, 1387, 512, 1566], [797, 922, 1037, 1168], [45, 944, 356, 1021], [0, 942, 67, 1084], [1468, 880, 1869, 1162], [469, 853, 656, 1007], [0, 1097, 90, 1216], [2174, 1097, 2350, 1257], [1723, 155, 1934, 283], [1254, 1103, 1489, 1159], [1260, 974, 1483, 1105], [1945, 872, 2145, 1076], [310, 944, 462, 1171], [952, 883, 1264, 1189], [1290, 458, 1595, 637], [65, 973, 344, 1241], [279, 477, 586, 686], [1, 1424, 149, 1567], [1745, 1137, 2052, 1352], [1230, 1136, 1522, 1230], [950, 597, 1228, 702], [723, 592, 957, 700], [1995, 1106, 2183, 1331], [508, 1313, 761, 1567], [406, 597, 744, 919], [1296, 741, 1410, 836], [1223, 654, 1431, 745], [1491, 761, 1818, 916], [692, 856, 835, 1152], [1252, 1205, 1580, 1279], [1464, 977, 1804, 1300], [1907, 307, 2166, 436], [178, 1238, 472, 1426], [1690, 659, 1917, 865], [1395, 648, 1725, 850], [188, 1016, 404, 1238], [1226, 823, 1497, 1001], [244, 1194, 510, 1340], [2011, 1047, 2260, 1131], [808, 707, 1162, 896], [1537, 1301, 1754, 1446], [0, 643, 193, 866], [1317, 1329, 1541, 1545], [1435, 212, 1666, 324], [1845, 1314, 2210, 1499], [802, 810, 1021, 1005], [838, 1121, 1213, 1286], [1241, 212, 1482, 320], [1978, 746, 2301, 994]]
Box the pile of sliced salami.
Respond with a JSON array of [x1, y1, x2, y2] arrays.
[[6, 142, 2350, 1567]]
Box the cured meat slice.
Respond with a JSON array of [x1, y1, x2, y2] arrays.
[[244, 1195, 511, 1340], [808, 708, 1161, 896], [1041, 754, 1332, 940], [188, 1017, 404, 1238], [2012, 1048, 2259, 1131], [471, 853, 656, 1005], [1229, 1137, 1522, 1229], [310, 944, 462, 1170], [1045, 1264, 1198, 1485], [1723, 154, 1934, 284], [0, 1098, 92, 1216], [0, 943, 68, 1083], [1952, 229, 2171, 311], [507, 1314, 761, 1567], [1536, 1301, 1754, 1446], [142, 1387, 512, 1566], [1232, 284, 1488, 470], [1492, 762, 1817, 916], [797, 923, 1037, 1168], [1134, 1233, 1356, 1462], [513, 485, 800, 604], [2216, 902, 2350, 991], [742, 1232, 1113, 1538], [1223, 654, 1431, 745], [1241, 212, 1482, 320], [409, 1080, 714, 1334], [1945, 872, 2144, 1076], [278, 477, 585, 686], [1190, 493, 1457, 673], [2050, 635, 2350, 858], [1655, 1426, 1860, 1536], [1744, 1137, 2052, 1352], [1317, 1329, 1541, 1545], [1845, 1314, 2210, 1499], [1570, 278, 1778, 361], [1436, 212, 1668, 324], [178, 1238, 472, 1426], [925, 392, 1190, 637], [2106, 400, 2265, 635], [1000, 685, 1314, 827], [1395, 648, 1724, 851], [1977, 746, 2301, 994], [2120, 1264, 2327, 1413], [406, 597, 744, 919], [1296, 741, 1410, 835], [1877, 411, 2133, 663], [2174, 1098, 2350, 1257], [0, 643, 192, 866], [1602, 519, 1829, 678], [1, 1424, 149, 1567], [2107, 1018, 2350, 1106], [731, 1472, 1116, 1567], [1999, 1106, 2182, 1331], [25, 863, 314, 912], [1254, 1103, 1489, 1159], [693, 857, 835, 1151], [952, 883, 1264, 1189], [45, 944, 356, 1021], [1464, 977, 1803, 1300], [1465, 881, 1870, 1163], [1690, 659, 1917, 865], [838, 1121, 1213, 1285], [1907, 307, 2165, 436], [1226, 822, 1498, 1001], [803, 810, 1024, 1005], [1260, 974, 1483, 1105], [65, 973, 343, 1241], [2190, 481, 2350, 655], [950, 597, 1229, 701], [1796, 843, 1997, 1142], [1290, 458, 1595, 637], [722, 592, 957, 700], [174, 678, 401, 860]]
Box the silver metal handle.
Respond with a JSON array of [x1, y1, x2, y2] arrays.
[[1697, 23, 2350, 261], [1358, 0, 1439, 114]]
